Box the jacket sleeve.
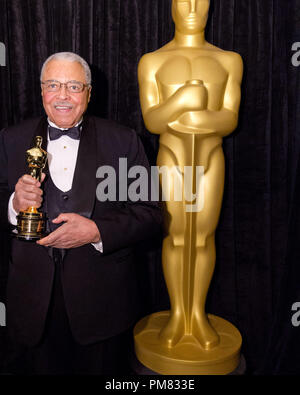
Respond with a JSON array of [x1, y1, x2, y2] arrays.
[[0, 128, 10, 232], [93, 131, 163, 255]]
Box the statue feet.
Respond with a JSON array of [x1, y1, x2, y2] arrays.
[[191, 312, 220, 350], [159, 311, 185, 348], [159, 311, 220, 350]]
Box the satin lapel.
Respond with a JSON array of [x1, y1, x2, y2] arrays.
[[68, 116, 97, 219]]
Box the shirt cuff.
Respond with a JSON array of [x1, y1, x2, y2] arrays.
[[91, 240, 103, 253], [8, 192, 18, 226]]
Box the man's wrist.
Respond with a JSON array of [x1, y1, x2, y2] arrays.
[[92, 233, 101, 243], [12, 195, 19, 214], [90, 220, 101, 243], [90, 220, 103, 253]]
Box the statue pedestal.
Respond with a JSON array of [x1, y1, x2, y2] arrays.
[[134, 311, 242, 375]]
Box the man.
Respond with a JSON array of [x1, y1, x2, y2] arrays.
[[0, 52, 162, 374]]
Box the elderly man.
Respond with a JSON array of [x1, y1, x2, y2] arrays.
[[0, 52, 162, 374]]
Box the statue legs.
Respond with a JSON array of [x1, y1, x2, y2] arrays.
[[159, 143, 224, 349], [134, 141, 242, 374], [159, 235, 186, 347]]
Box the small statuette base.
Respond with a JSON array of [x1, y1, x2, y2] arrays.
[[16, 211, 47, 241]]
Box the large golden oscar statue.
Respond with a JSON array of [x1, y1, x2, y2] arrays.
[[134, 0, 244, 375]]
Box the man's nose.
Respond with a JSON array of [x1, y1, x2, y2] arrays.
[[57, 84, 69, 99]]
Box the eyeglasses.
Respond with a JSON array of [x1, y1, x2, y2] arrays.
[[41, 80, 90, 93]]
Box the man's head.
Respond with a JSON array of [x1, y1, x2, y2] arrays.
[[172, 0, 210, 34], [40, 52, 92, 128]]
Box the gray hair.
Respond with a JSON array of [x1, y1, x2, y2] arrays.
[[40, 52, 92, 85]]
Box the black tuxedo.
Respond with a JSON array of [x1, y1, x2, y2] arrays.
[[0, 116, 162, 348]]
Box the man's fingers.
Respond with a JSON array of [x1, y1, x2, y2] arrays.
[[37, 227, 64, 246], [20, 174, 40, 186], [36, 214, 96, 249], [20, 199, 42, 210], [13, 196, 42, 212], [13, 174, 45, 212], [16, 183, 43, 195], [52, 213, 72, 224], [15, 190, 43, 210]]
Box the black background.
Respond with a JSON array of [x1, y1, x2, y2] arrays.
[[1, 0, 300, 375]]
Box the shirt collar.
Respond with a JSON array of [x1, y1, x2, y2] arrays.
[[47, 118, 83, 131]]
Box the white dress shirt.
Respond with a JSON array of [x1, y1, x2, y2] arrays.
[[8, 118, 103, 252]]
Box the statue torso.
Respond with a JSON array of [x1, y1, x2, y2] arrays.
[[156, 49, 228, 114], [153, 47, 230, 168]]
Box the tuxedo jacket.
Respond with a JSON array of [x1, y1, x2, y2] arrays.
[[0, 116, 162, 346]]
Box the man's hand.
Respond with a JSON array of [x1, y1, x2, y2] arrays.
[[37, 213, 101, 249], [13, 173, 46, 212]]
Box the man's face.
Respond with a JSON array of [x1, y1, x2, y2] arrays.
[[172, 0, 210, 34], [41, 59, 91, 128]]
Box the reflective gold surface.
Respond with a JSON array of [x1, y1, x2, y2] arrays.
[[26, 136, 47, 182], [134, 0, 243, 374], [16, 136, 47, 241], [134, 311, 242, 375]]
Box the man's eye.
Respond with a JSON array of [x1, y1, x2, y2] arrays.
[[69, 84, 81, 91], [48, 83, 59, 89]]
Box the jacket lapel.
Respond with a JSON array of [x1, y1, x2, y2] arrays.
[[67, 116, 97, 219], [60, 116, 97, 262]]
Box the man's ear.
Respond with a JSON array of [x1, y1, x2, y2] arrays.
[[88, 87, 92, 103]]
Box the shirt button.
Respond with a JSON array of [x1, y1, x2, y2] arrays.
[[63, 195, 69, 200]]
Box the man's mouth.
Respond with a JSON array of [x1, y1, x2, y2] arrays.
[[54, 103, 73, 111]]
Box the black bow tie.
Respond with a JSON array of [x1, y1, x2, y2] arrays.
[[48, 125, 81, 141]]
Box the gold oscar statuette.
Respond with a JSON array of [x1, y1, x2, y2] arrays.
[[16, 136, 47, 241], [134, 0, 244, 375]]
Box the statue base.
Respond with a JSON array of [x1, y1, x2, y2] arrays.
[[16, 211, 46, 241], [130, 351, 247, 376], [134, 311, 242, 375]]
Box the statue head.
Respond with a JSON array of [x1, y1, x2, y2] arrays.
[[172, 0, 210, 34], [35, 136, 43, 148]]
